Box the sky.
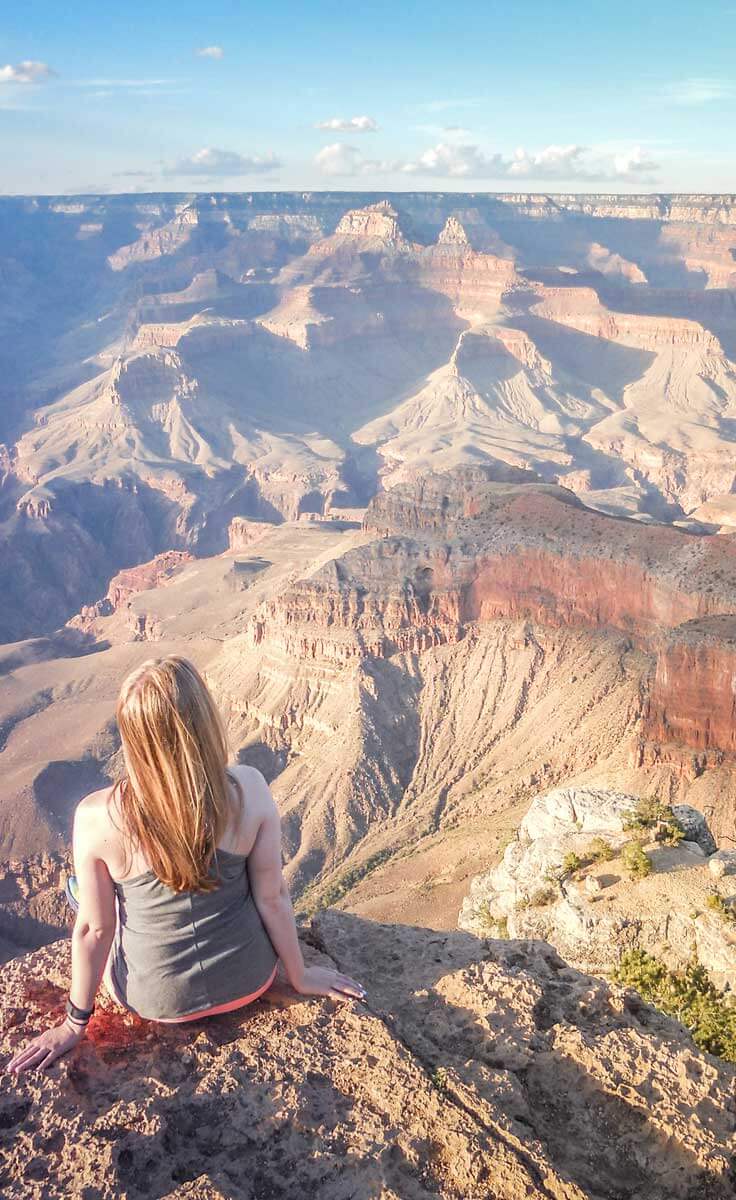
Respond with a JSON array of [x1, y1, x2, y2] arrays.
[[2, 0, 736, 195]]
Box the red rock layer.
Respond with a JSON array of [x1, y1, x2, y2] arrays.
[[249, 468, 736, 754], [645, 618, 736, 752]]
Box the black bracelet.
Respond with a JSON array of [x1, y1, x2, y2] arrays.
[[66, 997, 94, 1023]]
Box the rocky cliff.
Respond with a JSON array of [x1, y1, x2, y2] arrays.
[[1, 910, 735, 1199], [4, 191, 736, 637], [459, 787, 736, 987], [248, 466, 736, 758]]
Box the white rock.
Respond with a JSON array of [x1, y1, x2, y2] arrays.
[[519, 787, 638, 841], [708, 850, 736, 879]]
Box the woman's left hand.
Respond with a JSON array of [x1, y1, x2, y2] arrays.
[[7, 1020, 86, 1075]]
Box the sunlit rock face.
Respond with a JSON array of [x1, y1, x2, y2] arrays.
[[1, 911, 735, 1199]]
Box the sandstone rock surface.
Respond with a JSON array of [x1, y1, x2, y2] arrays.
[[1, 911, 735, 1199]]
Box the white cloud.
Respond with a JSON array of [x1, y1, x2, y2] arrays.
[[403, 142, 510, 178], [401, 141, 660, 183], [314, 138, 660, 183], [196, 46, 224, 60], [313, 142, 395, 176], [611, 145, 661, 180], [0, 60, 55, 85], [659, 77, 736, 105], [164, 146, 282, 177], [314, 143, 364, 175], [315, 115, 378, 132]]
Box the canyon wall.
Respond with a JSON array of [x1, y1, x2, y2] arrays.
[[242, 468, 736, 764], [4, 191, 736, 639]]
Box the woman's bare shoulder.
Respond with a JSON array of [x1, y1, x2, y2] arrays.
[[73, 785, 124, 857], [229, 764, 274, 810], [228, 763, 278, 835], [75, 785, 116, 823]]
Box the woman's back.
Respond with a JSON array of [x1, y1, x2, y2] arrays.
[[112, 845, 277, 1020], [8, 656, 364, 1078], [96, 766, 278, 1020], [102, 766, 265, 883]]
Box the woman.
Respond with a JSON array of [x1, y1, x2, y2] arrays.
[[9, 656, 364, 1075]]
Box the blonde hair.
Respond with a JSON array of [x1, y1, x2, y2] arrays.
[[115, 656, 236, 893]]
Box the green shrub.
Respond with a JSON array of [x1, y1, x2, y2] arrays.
[[623, 797, 685, 847], [527, 885, 558, 907], [622, 796, 673, 831], [432, 1066, 449, 1092], [562, 851, 582, 876], [613, 949, 736, 1061], [706, 893, 736, 925], [474, 901, 509, 938], [495, 915, 509, 939], [585, 837, 615, 863], [658, 821, 685, 847], [621, 840, 652, 879]]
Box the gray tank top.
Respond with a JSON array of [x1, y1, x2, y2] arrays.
[[110, 848, 278, 1020]]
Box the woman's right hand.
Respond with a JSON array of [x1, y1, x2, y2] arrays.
[[7, 1019, 85, 1075], [294, 965, 366, 1001]]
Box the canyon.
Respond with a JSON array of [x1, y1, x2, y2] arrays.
[[3, 192, 736, 642], [3, 191, 736, 1194], [5, 462, 736, 961]]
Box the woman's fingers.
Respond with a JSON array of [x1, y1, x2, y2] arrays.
[[9, 1045, 46, 1074], [9, 1034, 64, 1074], [336, 973, 366, 997], [329, 987, 354, 1002], [8, 1041, 41, 1071]]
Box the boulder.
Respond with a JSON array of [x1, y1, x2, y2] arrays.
[[672, 804, 717, 855], [709, 849, 736, 879], [519, 786, 638, 841]]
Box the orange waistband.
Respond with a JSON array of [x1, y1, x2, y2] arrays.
[[155, 963, 278, 1024]]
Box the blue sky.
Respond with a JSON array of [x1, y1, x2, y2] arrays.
[[3, 0, 736, 194]]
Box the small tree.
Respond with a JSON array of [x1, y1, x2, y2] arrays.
[[562, 851, 582, 877], [621, 840, 651, 879], [586, 837, 615, 862], [623, 797, 685, 846], [614, 949, 736, 1061]]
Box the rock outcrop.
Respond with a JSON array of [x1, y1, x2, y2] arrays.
[[0, 853, 71, 967], [1, 910, 735, 1199], [249, 466, 736, 758], [70, 551, 192, 630], [459, 787, 736, 988]]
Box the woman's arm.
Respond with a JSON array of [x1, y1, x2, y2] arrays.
[[247, 778, 364, 1001], [68, 801, 118, 1011], [8, 797, 117, 1075]]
